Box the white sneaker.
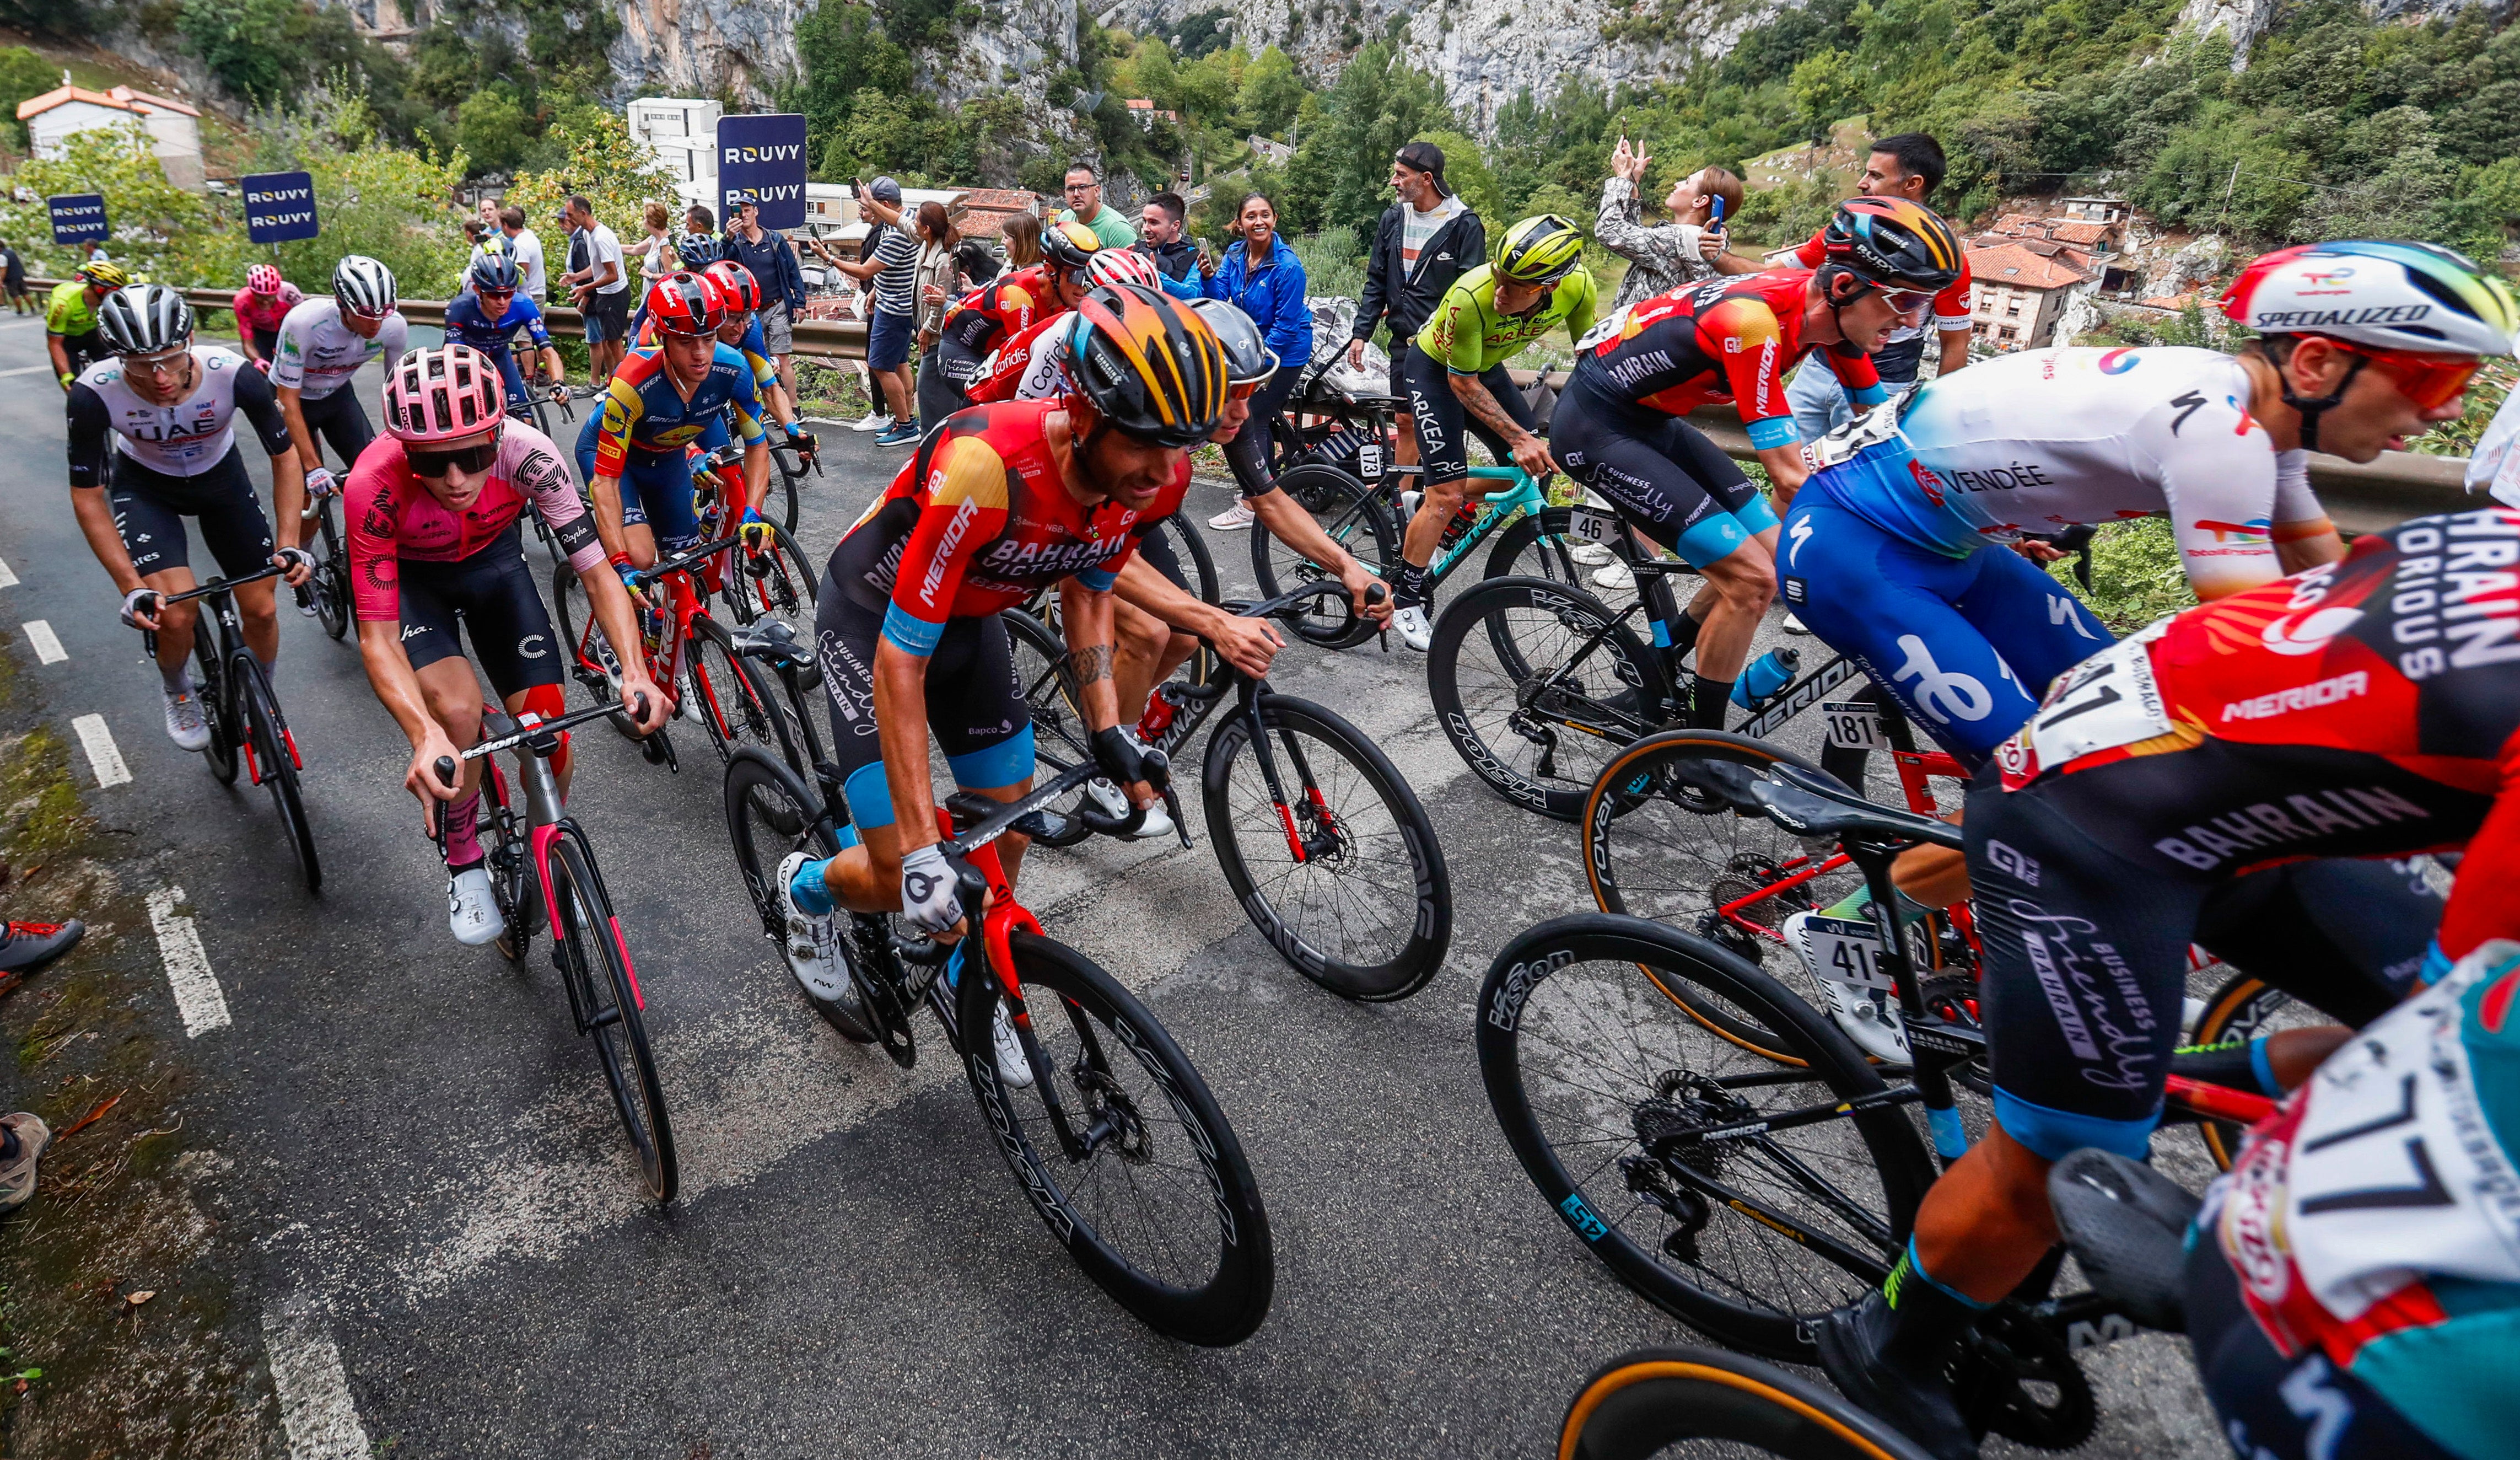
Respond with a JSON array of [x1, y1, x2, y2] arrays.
[[992, 1003, 1036, 1088], [1591, 560, 1636, 592], [774, 851, 850, 1002], [1784, 911, 1910, 1062], [162, 688, 211, 752], [1393, 604, 1433, 653], [1570, 541, 1614, 566], [1207, 500, 1256, 531], [1082, 777, 1176, 840], [1783, 612, 1811, 636], [849, 410, 892, 432], [447, 866, 506, 947]]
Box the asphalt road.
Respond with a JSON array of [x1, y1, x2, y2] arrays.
[[0, 321, 2225, 1458]]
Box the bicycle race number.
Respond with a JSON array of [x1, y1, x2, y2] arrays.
[[1357, 441, 1383, 480], [1566, 506, 1620, 545], [1821, 700, 1883, 752], [1801, 913, 1893, 991], [2025, 622, 2172, 769]]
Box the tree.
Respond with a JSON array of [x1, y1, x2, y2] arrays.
[[1420, 130, 1505, 230], [1281, 44, 1447, 234], [181, 0, 299, 106], [1236, 46, 1309, 139], [456, 89, 530, 177], [0, 122, 224, 284], [787, 0, 916, 174], [505, 110, 680, 248], [0, 46, 53, 149]]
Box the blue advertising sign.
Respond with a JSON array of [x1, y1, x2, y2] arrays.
[[716, 114, 810, 231], [47, 194, 108, 247], [241, 171, 320, 244]]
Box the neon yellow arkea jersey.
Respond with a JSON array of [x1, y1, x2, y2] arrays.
[[1415, 263, 1598, 375], [45, 280, 99, 337]]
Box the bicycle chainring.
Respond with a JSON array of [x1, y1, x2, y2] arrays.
[[1957, 1301, 2097, 1451], [1919, 974, 1993, 1095]]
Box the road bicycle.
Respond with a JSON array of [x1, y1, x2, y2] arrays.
[[141, 563, 320, 891], [551, 529, 791, 772], [717, 661, 1274, 1344], [685, 441, 821, 634], [1005, 580, 1453, 1001], [293, 486, 354, 642], [431, 697, 676, 1201]]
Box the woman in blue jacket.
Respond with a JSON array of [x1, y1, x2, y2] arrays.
[[1200, 192, 1313, 519]]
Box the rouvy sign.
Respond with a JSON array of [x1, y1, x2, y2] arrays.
[[47, 194, 108, 246], [717, 114, 809, 231], [241, 171, 320, 244]]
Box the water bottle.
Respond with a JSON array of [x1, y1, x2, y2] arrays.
[[1730, 647, 1802, 710]]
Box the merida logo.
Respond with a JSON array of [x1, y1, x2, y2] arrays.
[[2221, 670, 2368, 722]]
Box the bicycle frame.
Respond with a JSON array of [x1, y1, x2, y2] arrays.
[[152, 567, 305, 787]]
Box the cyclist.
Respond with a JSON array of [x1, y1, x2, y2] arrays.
[[229, 264, 303, 372], [778, 285, 1229, 1077], [1387, 214, 1599, 652], [349, 345, 666, 944], [577, 271, 772, 571], [624, 232, 721, 339], [46, 260, 126, 393], [1554, 196, 1962, 726], [959, 245, 1168, 406], [271, 256, 410, 534], [912, 219, 1102, 431], [443, 251, 568, 415], [66, 285, 311, 751]]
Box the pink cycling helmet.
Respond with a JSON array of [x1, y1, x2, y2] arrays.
[[383, 346, 504, 444], [1085, 247, 1162, 291], [246, 264, 284, 296]]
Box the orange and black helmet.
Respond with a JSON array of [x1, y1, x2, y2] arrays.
[[1818, 196, 1963, 293], [1065, 283, 1229, 448]]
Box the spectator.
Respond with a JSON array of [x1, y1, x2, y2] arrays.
[[1350, 139, 1485, 480], [1598, 138, 1753, 313], [561, 195, 631, 384], [460, 218, 486, 253], [477, 197, 502, 234], [684, 203, 715, 238], [628, 201, 678, 287], [499, 205, 548, 302], [3, 239, 30, 315], [955, 236, 1001, 288], [84, 241, 109, 266], [1058, 164, 1138, 251], [1199, 190, 1312, 526], [724, 192, 812, 407], [0, 916, 83, 1211], [912, 200, 965, 354], [1136, 191, 1202, 300], [819, 178, 922, 445], [1001, 211, 1044, 272], [230, 264, 305, 371]]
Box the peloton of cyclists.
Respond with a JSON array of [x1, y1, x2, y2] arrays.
[[914, 220, 1105, 431]]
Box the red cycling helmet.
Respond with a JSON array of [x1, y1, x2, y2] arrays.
[[246, 264, 284, 296], [702, 260, 763, 314], [383, 345, 504, 444], [646, 271, 727, 336]]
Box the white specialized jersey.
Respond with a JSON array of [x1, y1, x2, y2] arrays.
[[1808, 346, 2326, 602], [270, 297, 408, 401], [965, 312, 1075, 406], [73, 347, 264, 477]]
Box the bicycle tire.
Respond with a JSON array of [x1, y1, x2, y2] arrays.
[[484, 761, 534, 967], [1003, 609, 1089, 766], [193, 617, 240, 785], [1203, 694, 1451, 1000], [1561, 1345, 1938, 1460], [235, 657, 321, 893], [722, 523, 820, 631], [1150, 513, 1219, 605], [547, 830, 678, 1201], [1478, 912, 1933, 1359], [686, 614, 783, 764], [722, 749, 882, 1042], [1482, 504, 1598, 592], [313, 507, 352, 642], [549, 557, 643, 738], [2188, 971, 2312, 1171], [1427, 575, 1672, 822], [770, 448, 802, 534], [955, 930, 1273, 1345], [1248, 462, 1396, 650]]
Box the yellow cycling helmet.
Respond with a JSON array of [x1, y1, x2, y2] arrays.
[[1494, 214, 1587, 285], [77, 260, 130, 290]]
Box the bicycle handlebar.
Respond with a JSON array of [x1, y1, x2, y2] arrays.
[[152, 562, 289, 608], [631, 533, 749, 587], [457, 694, 650, 763], [939, 743, 1171, 858]]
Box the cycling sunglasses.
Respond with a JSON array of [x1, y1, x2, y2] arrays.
[[408, 437, 502, 477], [2330, 340, 2482, 411], [1877, 286, 1937, 318], [1228, 379, 1262, 401]]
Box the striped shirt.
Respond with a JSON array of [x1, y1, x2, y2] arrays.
[[870, 224, 920, 318]]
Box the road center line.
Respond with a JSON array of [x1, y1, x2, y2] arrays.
[[261, 1303, 372, 1459], [0, 556, 18, 588], [69, 713, 129, 787], [21, 620, 65, 664], [0, 364, 53, 379], [145, 886, 230, 1037]]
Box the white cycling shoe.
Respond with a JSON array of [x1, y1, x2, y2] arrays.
[[1393, 604, 1433, 652], [1592, 560, 1636, 592], [1570, 541, 1615, 566], [162, 688, 212, 752], [774, 851, 851, 1003], [1783, 910, 1910, 1064], [991, 1003, 1035, 1089], [447, 866, 507, 947], [1081, 776, 1175, 840]]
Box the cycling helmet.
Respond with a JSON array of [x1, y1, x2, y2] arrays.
[[1065, 283, 1229, 448], [76, 260, 128, 290], [2222, 240, 2519, 357], [673, 232, 724, 269], [1187, 297, 1278, 384], [1493, 214, 1587, 285], [702, 260, 763, 314], [246, 263, 284, 296], [383, 345, 503, 443], [95, 285, 193, 356], [1039, 219, 1104, 273], [1085, 246, 1162, 291], [332, 255, 397, 318], [470, 250, 522, 293], [646, 271, 727, 337], [1817, 197, 1964, 293]]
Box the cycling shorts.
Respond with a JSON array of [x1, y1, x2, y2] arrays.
[[394, 523, 564, 700], [107, 445, 274, 580], [1400, 342, 1537, 484], [1777, 490, 2111, 768], [1551, 368, 1777, 567], [575, 410, 703, 554], [299, 385, 377, 471], [814, 593, 1033, 831], [1962, 756, 2439, 1161]]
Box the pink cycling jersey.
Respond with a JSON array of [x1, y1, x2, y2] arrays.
[[232, 284, 304, 336], [347, 421, 604, 621]]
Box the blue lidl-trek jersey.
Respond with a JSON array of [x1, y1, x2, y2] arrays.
[[442, 291, 552, 364]]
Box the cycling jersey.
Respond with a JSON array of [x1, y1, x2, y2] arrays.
[[270, 298, 410, 402], [935, 264, 1053, 374], [441, 291, 552, 363], [589, 343, 766, 479], [1414, 264, 1599, 375], [230, 283, 303, 337], [347, 420, 602, 620], [965, 312, 1074, 404], [66, 347, 292, 484], [1574, 271, 1888, 451], [44, 280, 99, 337], [829, 398, 1191, 655]]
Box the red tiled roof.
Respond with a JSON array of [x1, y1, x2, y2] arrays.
[[1966, 241, 2092, 291], [956, 188, 1038, 212], [17, 83, 200, 122]]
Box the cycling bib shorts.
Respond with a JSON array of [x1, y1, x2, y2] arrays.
[[108, 447, 277, 580], [1554, 368, 1778, 568], [1399, 343, 1541, 485], [394, 525, 565, 699], [813, 595, 1033, 830]]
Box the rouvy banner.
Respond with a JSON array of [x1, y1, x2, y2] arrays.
[[241, 171, 320, 244], [47, 194, 108, 247], [717, 114, 809, 231]]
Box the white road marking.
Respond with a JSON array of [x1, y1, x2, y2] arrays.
[[145, 886, 230, 1037], [69, 712, 129, 787], [0, 363, 52, 378], [0, 556, 17, 588], [21, 620, 64, 664], [262, 1302, 371, 1459]]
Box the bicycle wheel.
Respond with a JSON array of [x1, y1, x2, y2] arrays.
[[1148, 513, 1219, 605], [1004, 609, 1090, 771], [546, 830, 677, 1201], [722, 749, 880, 1042], [2188, 971, 2317, 1170], [484, 761, 534, 967], [769, 447, 802, 534], [1203, 694, 1451, 1001], [1250, 462, 1396, 650], [686, 615, 783, 764], [955, 932, 1273, 1345], [1562, 1345, 1938, 1460], [1427, 575, 1673, 822], [1478, 913, 1933, 1360], [235, 657, 320, 893], [721, 524, 820, 632], [313, 507, 352, 641], [192, 617, 240, 785]]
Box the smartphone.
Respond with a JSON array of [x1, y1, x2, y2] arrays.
[[1708, 195, 1727, 234]]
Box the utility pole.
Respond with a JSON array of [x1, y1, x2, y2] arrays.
[[2219, 159, 2240, 224]]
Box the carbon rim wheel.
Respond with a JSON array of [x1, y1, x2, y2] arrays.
[[1250, 463, 1396, 649], [238, 662, 320, 892], [721, 750, 880, 1041], [550, 836, 677, 1201], [195, 627, 240, 785]]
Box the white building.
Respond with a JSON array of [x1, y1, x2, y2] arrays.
[[629, 98, 723, 187], [17, 80, 205, 191]]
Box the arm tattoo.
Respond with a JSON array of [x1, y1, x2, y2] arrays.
[[1457, 377, 1524, 440], [1070, 642, 1116, 688]]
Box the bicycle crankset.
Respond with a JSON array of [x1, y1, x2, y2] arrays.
[[1957, 1301, 2097, 1451]]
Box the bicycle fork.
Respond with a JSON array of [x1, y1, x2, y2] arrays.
[[1230, 680, 1339, 865]]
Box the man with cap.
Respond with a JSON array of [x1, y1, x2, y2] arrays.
[[1349, 140, 1485, 479], [819, 178, 924, 445], [724, 190, 812, 404]]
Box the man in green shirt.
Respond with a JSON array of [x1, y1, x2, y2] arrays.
[[47, 261, 126, 393], [1057, 164, 1139, 251], [1390, 214, 1596, 650]]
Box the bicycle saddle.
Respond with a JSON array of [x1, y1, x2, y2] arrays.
[[1755, 763, 1965, 850], [2047, 1148, 2201, 1334], [1343, 391, 1406, 411], [729, 620, 809, 668]]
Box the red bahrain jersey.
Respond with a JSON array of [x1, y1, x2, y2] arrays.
[[1574, 270, 1885, 450]]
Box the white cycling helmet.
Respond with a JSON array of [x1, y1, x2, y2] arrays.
[[2222, 240, 2519, 357], [1085, 246, 1162, 291], [96, 285, 195, 356], [332, 254, 399, 318]]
